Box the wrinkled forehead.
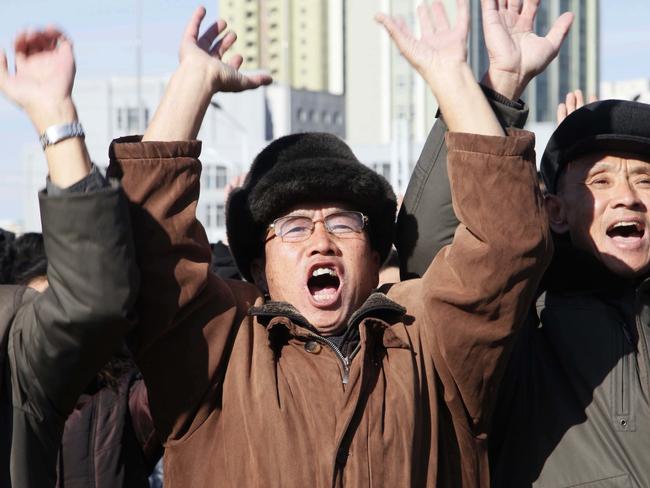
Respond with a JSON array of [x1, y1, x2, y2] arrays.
[[281, 201, 356, 218], [563, 151, 650, 179]]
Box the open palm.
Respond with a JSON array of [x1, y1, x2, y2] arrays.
[[0, 28, 75, 113], [482, 0, 573, 98], [376, 0, 469, 88], [179, 7, 271, 93]]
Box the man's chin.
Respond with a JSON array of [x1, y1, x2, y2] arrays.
[[307, 313, 346, 336], [600, 252, 650, 278]]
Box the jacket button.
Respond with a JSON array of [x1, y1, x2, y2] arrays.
[[304, 341, 322, 354]]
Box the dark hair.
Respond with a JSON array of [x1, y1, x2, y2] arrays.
[[0, 229, 16, 284], [12, 233, 48, 285]]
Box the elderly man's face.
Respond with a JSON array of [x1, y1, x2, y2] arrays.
[[253, 202, 381, 335], [547, 152, 650, 277]]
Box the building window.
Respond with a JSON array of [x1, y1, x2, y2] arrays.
[[323, 111, 332, 124], [334, 112, 343, 125], [215, 166, 227, 189], [204, 165, 228, 189], [205, 203, 214, 228], [297, 108, 307, 122], [372, 162, 391, 180], [216, 204, 226, 228], [117, 107, 149, 132]]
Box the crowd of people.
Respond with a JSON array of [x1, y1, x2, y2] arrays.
[[1, 0, 649, 486]]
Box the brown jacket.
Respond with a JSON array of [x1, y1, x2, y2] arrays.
[[107, 130, 551, 487]]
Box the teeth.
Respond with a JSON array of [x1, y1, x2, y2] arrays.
[[312, 267, 337, 278], [613, 222, 641, 230]]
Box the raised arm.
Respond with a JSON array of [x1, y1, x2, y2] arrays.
[[395, 0, 572, 279], [0, 28, 137, 486], [378, 1, 503, 136], [143, 6, 271, 141], [380, 0, 552, 434], [107, 8, 270, 441]]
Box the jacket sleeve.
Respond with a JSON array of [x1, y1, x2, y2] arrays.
[[396, 87, 529, 279], [106, 137, 259, 442], [418, 129, 551, 435], [8, 184, 139, 419]]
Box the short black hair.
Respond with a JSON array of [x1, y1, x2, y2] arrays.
[[11, 232, 47, 285], [0, 228, 16, 285]]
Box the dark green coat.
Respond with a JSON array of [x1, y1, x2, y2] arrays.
[[0, 185, 138, 487]]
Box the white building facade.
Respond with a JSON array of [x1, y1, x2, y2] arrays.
[[22, 76, 351, 243]]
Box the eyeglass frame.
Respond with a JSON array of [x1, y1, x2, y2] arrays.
[[266, 210, 369, 243]]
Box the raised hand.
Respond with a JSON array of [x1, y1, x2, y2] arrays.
[[179, 7, 272, 93], [376, 0, 469, 95], [481, 0, 574, 100], [0, 27, 77, 132], [143, 7, 272, 141], [556, 89, 598, 124], [377, 0, 503, 136]]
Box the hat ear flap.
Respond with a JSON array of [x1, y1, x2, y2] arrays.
[[226, 188, 261, 282]]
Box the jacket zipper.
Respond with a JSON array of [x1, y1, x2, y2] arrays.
[[615, 320, 633, 431], [308, 332, 361, 384], [635, 293, 650, 400]]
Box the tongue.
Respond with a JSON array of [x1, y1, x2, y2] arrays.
[[310, 284, 338, 300]]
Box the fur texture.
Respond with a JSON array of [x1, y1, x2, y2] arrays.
[[227, 133, 397, 282]]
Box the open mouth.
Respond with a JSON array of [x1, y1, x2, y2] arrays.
[[606, 221, 645, 240], [307, 266, 341, 305]]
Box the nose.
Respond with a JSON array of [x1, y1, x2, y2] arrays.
[[611, 178, 644, 211], [307, 221, 340, 256]]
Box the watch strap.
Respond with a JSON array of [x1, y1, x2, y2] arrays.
[[39, 122, 85, 150]]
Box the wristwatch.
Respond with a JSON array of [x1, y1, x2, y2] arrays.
[[39, 122, 85, 150]]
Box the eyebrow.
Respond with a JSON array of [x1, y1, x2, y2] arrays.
[[587, 161, 617, 173]]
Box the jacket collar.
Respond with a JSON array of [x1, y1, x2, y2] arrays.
[[248, 291, 406, 333], [542, 233, 641, 297]]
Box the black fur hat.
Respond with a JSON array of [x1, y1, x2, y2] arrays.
[[541, 100, 650, 194], [226, 132, 397, 282]]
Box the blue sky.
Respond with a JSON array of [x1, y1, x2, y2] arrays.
[[1, 0, 649, 221]]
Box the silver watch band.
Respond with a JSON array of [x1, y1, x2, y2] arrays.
[[39, 122, 85, 150]]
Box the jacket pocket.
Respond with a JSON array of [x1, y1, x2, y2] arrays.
[[612, 324, 636, 432]]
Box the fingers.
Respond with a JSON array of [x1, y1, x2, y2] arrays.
[[557, 89, 588, 124], [588, 94, 598, 103], [226, 54, 244, 71], [429, 2, 451, 31], [375, 13, 415, 55], [574, 89, 584, 108], [183, 6, 207, 43], [210, 31, 237, 57], [556, 102, 568, 125], [14, 27, 66, 57], [417, 4, 436, 39], [454, 0, 470, 33], [198, 19, 226, 51], [520, 0, 540, 25], [246, 73, 273, 88], [507, 0, 523, 14], [0, 49, 8, 86], [545, 11, 574, 52], [565, 91, 576, 114], [395, 16, 410, 37]]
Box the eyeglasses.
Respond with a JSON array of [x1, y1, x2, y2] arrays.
[[268, 211, 368, 243]]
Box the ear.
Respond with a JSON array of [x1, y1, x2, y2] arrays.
[[250, 258, 268, 293], [545, 194, 570, 234]]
